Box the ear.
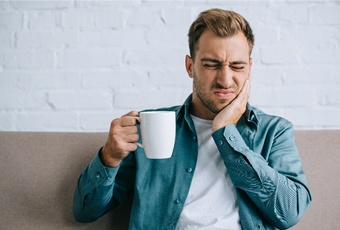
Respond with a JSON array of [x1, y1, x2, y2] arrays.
[[185, 55, 194, 78]]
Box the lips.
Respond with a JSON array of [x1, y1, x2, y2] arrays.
[[213, 89, 234, 99]]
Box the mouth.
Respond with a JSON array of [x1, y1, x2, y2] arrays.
[[213, 89, 235, 100]]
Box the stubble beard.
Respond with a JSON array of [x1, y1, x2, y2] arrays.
[[193, 75, 228, 115]]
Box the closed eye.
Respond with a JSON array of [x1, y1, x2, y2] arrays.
[[230, 65, 245, 70], [229, 61, 247, 71], [203, 63, 221, 69], [201, 58, 222, 69]]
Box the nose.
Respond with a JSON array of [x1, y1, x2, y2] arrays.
[[216, 66, 233, 88]]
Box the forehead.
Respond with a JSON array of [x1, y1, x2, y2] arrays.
[[196, 30, 250, 61]]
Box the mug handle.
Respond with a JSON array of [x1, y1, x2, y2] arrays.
[[134, 117, 143, 149]]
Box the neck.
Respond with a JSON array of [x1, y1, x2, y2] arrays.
[[189, 95, 216, 120]]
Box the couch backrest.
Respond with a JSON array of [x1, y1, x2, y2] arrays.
[[290, 130, 340, 229], [0, 131, 339, 229], [0, 132, 130, 229]]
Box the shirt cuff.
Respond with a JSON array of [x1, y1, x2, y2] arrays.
[[88, 150, 120, 187], [223, 124, 249, 151], [212, 124, 249, 152]]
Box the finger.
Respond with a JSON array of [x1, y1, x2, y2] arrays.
[[248, 72, 253, 82], [236, 79, 249, 100], [116, 135, 139, 151], [125, 142, 138, 152], [112, 142, 137, 157], [242, 79, 251, 103], [122, 110, 139, 117], [124, 133, 139, 143], [120, 115, 138, 127], [247, 78, 251, 93], [120, 125, 138, 135], [110, 132, 139, 152], [234, 79, 249, 107]]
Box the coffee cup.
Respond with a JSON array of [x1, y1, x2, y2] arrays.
[[135, 111, 176, 159]]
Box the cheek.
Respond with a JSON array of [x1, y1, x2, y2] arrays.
[[193, 74, 203, 90], [193, 73, 210, 94], [196, 75, 215, 92], [193, 65, 220, 88], [235, 73, 248, 85]]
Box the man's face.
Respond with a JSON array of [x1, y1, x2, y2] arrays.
[[186, 30, 252, 119]]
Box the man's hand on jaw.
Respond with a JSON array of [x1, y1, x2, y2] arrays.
[[212, 76, 251, 132]]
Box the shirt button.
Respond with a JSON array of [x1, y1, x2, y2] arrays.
[[193, 136, 197, 141], [218, 140, 224, 145], [229, 135, 235, 141], [175, 199, 180, 204], [186, 167, 193, 173], [95, 172, 101, 178]]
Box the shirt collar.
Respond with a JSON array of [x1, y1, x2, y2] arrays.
[[245, 103, 259, 127]]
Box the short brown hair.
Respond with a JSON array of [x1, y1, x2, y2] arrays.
[[188, 8, 254, 60]]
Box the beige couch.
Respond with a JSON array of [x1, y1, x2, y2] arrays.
[[0, 131, 339, 229]]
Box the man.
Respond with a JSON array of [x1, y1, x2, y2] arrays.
[[73, 8, 311, 229]]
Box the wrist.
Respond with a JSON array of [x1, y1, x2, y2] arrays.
[[212, 124, 222, 132], [99, 147, 122, 168], [212, 121, 232, 132]]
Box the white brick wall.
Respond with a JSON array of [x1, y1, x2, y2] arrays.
[[0, 0, 339, 131]]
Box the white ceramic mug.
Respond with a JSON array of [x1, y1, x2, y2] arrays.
[[135, 111, 176, 159]]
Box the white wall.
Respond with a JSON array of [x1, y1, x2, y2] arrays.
[[0, 0, 339, 131]]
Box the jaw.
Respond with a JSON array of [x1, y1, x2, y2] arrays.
[[191, 92, 219, 120]]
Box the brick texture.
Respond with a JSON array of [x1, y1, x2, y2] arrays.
[[0, 1, 339, 131]]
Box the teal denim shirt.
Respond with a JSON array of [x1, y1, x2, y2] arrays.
[[73, 95, 312, 230]]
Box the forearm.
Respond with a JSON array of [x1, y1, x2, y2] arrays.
[[212, 124, 312, 228], [221, 150, 311, 229], [73, 152, 119, 222]]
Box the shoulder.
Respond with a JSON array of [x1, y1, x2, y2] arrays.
[[249, 105, 294, 132]]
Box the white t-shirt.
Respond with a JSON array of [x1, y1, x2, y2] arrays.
[[176, 116, 241, 230]]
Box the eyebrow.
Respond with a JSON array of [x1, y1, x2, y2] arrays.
[[229, 61, 248, 65], [200, 58, 221, 64], [200, 58, 248, 65]]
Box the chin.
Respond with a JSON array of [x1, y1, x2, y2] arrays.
[[215, 102, 231, 113]]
